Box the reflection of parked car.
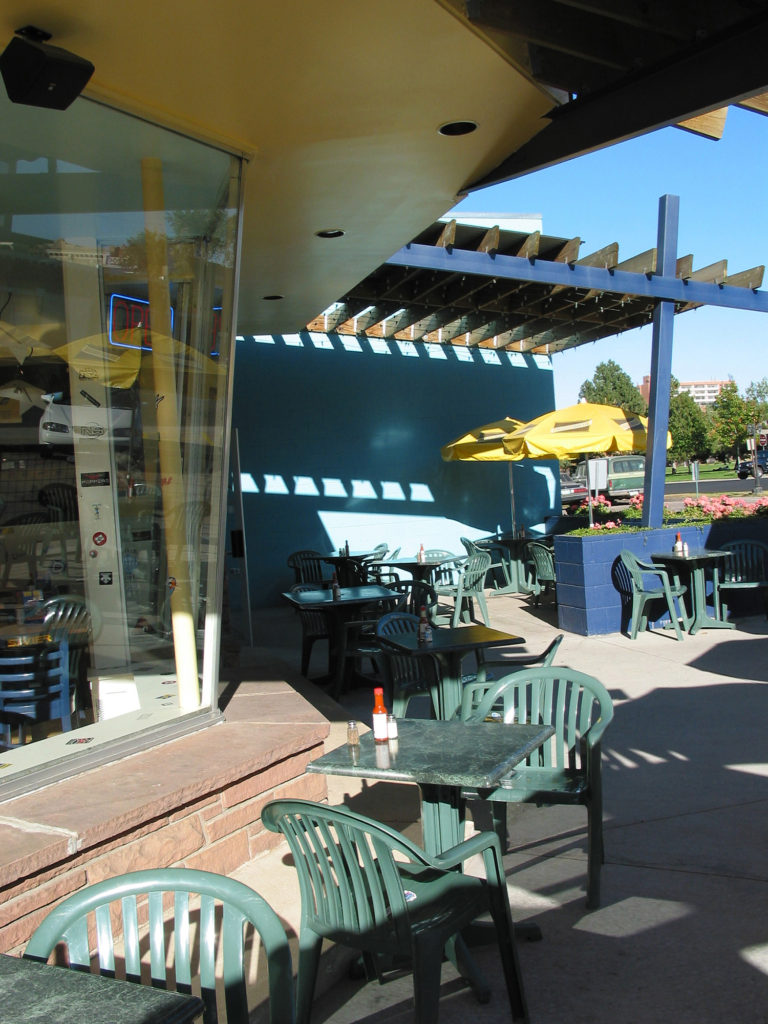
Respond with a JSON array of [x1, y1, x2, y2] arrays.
[[559, 473, 589, 507], [39, 390, 134, 456], [737, 451, 768, 479]]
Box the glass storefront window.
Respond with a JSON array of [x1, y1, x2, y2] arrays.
[[0, 92, 241, 788]]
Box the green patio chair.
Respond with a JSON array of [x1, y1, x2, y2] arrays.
[[459, 667, 614, 909], [290, 583, 330, 677], [433, 550, 491, 628], [376, 610, 442, 717], [712, 538, 768, 619], [423, 549, 462, 587], [460, 536, 513, 592], [24, 867, 295, 1024], [473, 633, 564, 686], [261, 798, 528, 1024], [385, 578, 438, 619], [525, 541, 556, 606], [618, 549, 689, 640], [287, 549, 331, 587]]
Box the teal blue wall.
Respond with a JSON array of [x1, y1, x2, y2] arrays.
[[232, 333, 557, 605]]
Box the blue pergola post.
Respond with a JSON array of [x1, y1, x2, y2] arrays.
[[642, 194, 679, 528]]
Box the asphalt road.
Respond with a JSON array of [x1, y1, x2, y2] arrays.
[[664, 476, 761, 496]]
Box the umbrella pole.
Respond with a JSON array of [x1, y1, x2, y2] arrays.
[[508, 463, 517, 535], [587, 459, 594, 527], [143, 157, 200, 711]]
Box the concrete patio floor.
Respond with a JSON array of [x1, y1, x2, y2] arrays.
[[233, 590, 768, 1023]]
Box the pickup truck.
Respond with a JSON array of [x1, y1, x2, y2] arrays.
[[737, 451, 768, 478]]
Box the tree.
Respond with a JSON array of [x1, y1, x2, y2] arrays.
[[578, 360, 647, 415], [709, 381, 751, 459], [745, 378, 768, 427], [668, 391, 709, 463]]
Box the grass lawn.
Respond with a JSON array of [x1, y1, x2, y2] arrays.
[[665, 464, 735, 482]]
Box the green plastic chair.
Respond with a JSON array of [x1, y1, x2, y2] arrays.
[[525, 541, 556, 606], [459, 667, 614, 909], [713, 538, 768, 619], [287, 549, 331, 587], [473, 633, 564, 686], [261, 798, 528, 1024], [618, 549, 689, 640], [433, 550, 492, 628], [41, 594, 99, 722], [460, 536, 513, 592], [289, 583, 331, 678], [24, 867, 295, 1024], [385, 578, 438, 619], [376, 611, 442, 717]]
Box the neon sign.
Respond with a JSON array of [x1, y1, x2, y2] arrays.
[[108, 294, 221, 355]]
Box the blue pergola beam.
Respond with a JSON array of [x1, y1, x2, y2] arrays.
[[642, 195, 679, 528], [387, 245, 768, 314]]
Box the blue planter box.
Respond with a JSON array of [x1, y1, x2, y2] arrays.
[[553, 519, 768, 635]]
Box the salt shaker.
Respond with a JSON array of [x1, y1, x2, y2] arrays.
[[386, 714, 398, 740]]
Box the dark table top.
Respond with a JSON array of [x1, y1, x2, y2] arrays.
[[322, 550, 376, 563], [307, 717, 554, 789], [651, 548, 729, 565], [282, 584, 397, 608], [378, 555, 461, 569], [380, 623, 524, 658], [0, 954, 204, 1024]]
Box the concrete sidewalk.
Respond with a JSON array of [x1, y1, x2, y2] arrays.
[[234, 593, 768, 1023]]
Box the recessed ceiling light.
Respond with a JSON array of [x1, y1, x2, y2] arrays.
[[262, 294, 284, 301], [315, 228, 345, 238], [438, 120, 478, 137]]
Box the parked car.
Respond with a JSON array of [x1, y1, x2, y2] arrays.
[[559, 472, 589, 507], [39, 389, 135, 456], [573, 455, 645, 501], [737, 451, 768, 478]]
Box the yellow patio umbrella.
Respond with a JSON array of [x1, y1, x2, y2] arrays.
[[51, 328, 223, 390], [503, 402, 670, 526], [502, 402, 669, 461], [442, 416, 530, 533], [0, 319, 64, 363], [441, 416, 523, 462]]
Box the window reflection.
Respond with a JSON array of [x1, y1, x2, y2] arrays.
[[0, 94, 240, 762]]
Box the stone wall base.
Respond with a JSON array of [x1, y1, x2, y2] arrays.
[[0, 674, 329, 954]]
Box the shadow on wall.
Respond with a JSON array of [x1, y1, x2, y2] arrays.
[[231, 333, 558, 606]]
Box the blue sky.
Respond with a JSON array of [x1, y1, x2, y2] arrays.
[[452, 105, 768, 407]]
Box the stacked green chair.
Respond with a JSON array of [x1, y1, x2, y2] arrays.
[[24, 867, 295, 1024], [0, 639, 71, 746], [262, 798, 529, 1024], [618, 549, 689, 640], [459, 667, 614, 909], [41, 594, 99, 722]]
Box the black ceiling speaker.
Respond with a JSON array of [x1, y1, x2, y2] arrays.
[[0, 27, 94, 110]]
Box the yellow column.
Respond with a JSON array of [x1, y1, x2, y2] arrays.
[[142, 157, 200, 710]]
